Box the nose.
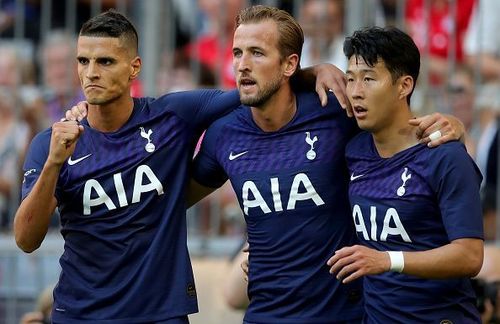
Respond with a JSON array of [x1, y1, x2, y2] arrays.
[[236, 53, 251, 73], [85, 61, 99, 80], [349, 80, 364, 100]]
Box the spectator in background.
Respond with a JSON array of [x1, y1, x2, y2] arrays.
[[156, 50, 216, 94], [405, 0, 475, 85], [444, 64, 478, 156], [0, 87, 30, 230], [184, 0, 246, 88], [0, 43, 43, 142], [464, 0, 500, 83], [299, 0, 347, 70], [38, 31, 85, 127], [474, 85, 500, 242]]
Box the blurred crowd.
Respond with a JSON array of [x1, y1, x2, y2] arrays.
[[2, 0, 500, 323]]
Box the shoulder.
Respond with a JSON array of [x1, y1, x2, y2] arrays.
[[418, 140, 481, 182], [30, 127, 52, 146], [420, 141, 470, 163], [205, 106, 245, 136], [295, 91, 358, 132], [295, 91, 343, 115]]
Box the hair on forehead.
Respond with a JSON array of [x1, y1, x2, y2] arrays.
[[79, 10, 138, 54], [344, 26, 420, 104], [235, 5, 303, 62]]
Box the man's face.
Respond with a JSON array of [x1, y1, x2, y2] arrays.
[[44, 43, 79, 95], [77, 36, 139, 105], [346, 56, 402, 132], [447, 72, 474, 130], [232, 20, 288, 107]]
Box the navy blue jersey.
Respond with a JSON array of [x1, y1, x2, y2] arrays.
[[21, 90, 240, 323], [346, 132, 483, 324], [193, 91, 363, 323]]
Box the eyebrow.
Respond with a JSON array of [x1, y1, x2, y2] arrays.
[[346, 68, 376, 74]]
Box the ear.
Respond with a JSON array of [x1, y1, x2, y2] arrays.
[[283, 53, 299, 77], [130, 56, 142, 80], [398, 75, 414, 100]]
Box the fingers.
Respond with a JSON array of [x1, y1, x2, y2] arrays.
[[409, 113, 457, 147], [65, 101, 88, 122], [327, 251, 361, 283], [327, 247, 356, 275], [329, 86, 353, 117], [48, 120, 84, 165], [241, 259, 249, 282], [316, 84, 328, 107], [20, 311, 44, 324], [313, 64, 353, 116], [242, 242, 249, 253], [409, 113, 440, 139], [55, 120, 84, 146]]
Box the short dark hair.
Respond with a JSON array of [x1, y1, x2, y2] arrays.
[[235, 5, 304, 68], [344, 26, 420, 104], [80, 10, 138, 54]]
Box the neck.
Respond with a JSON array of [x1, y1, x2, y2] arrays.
[[372, 104, 419, 158], [87, 95, 134, 132], [250, 84, 296, 132]]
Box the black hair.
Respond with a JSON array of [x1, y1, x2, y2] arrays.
[[343, 26, 420, 104], [79, 10, 138, 54]]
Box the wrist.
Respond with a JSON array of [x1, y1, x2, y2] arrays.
[[387, 251, 405, 273], [43, 158, 65, 171]]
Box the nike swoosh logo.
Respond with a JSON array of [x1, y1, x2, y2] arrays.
[[68, 153, 92, 166], [350, 173, 364, 181], [229, 151, 248, 161]]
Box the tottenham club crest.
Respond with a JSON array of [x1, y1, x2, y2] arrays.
[[397, 167, 412, 197], [139, 127, 155, 153], [305, 131, 318, 160]]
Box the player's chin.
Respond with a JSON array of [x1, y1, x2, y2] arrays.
[[355, 120, 373, 132], [86, 96, 116, 106]]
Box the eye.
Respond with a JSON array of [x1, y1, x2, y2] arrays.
[[364, 77, 374, 82], [77, 58, 88, 65], [233, 50, 242, 58], [347, 77, 354, 83], [253, 51, 263, 57], [98, 58, 114, 66]]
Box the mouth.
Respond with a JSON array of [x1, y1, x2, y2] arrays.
[[85, 84, 103, 90], [238, 77, 257, 90], [353, 105, 368, 118]]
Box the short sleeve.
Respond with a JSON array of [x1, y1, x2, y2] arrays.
[[21, 129, 51, 200], [192, 121, 228, 189], [429, 143, 484, 240]]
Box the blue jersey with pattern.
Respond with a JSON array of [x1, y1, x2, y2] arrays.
[[346, 132, 483, 324], [193, 91, 363, 323], [21, 90, 240, 323]]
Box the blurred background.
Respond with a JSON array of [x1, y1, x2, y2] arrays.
[[1, 0, 500, 323]]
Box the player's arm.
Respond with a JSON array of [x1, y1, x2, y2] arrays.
[[293, 63, 351, 115], [327, 238, 483, 284], [14, 121, 83, 253], [409, 113, 465, 147]]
